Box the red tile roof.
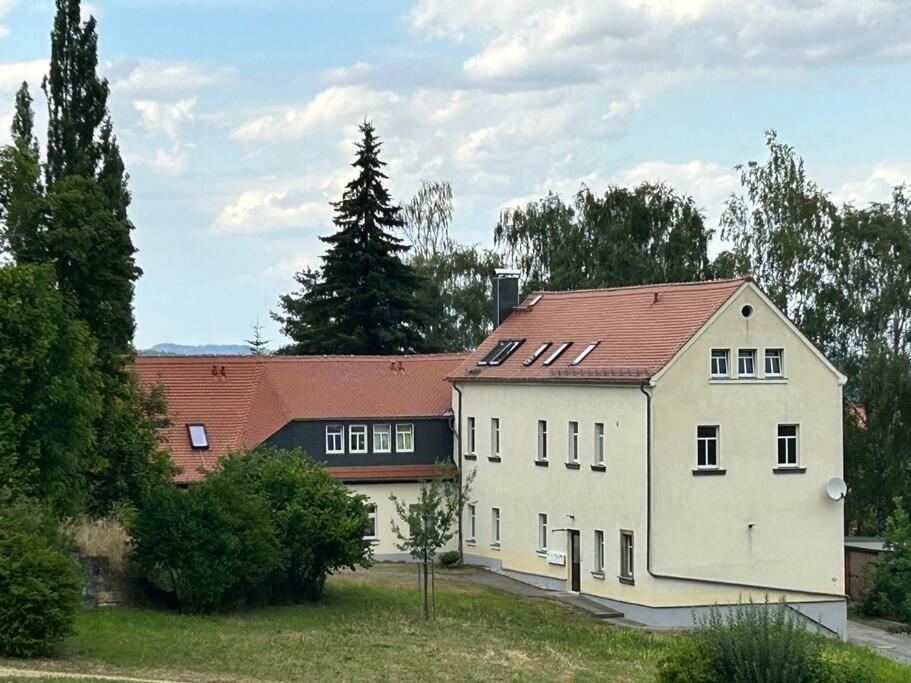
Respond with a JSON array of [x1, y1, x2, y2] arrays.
[[449, 278, 749, 383], [329, 464, 457, 483], [134, 354, 465, 483]]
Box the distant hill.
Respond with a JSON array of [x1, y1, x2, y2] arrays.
[[139, 343, 254, 356]]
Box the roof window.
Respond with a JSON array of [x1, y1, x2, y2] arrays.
[[542, 342, 573, 366], [478, 339, 524, 366], [523, 341, 552, 366], [187, 424, 209, 449], [569, 342, 599, 366]]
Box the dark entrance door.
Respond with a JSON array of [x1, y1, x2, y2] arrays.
[[569, 530, 581, 592]]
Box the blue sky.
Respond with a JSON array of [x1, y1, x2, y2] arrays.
[[2, 0, 910, 348]]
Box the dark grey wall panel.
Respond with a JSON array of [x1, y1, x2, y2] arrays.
[[264, 417, 453, 467]]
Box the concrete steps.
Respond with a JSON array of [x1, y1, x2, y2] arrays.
[[553, 592, 626, 620]]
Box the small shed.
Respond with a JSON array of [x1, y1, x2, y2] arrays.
[[844, 537, 886, 603]]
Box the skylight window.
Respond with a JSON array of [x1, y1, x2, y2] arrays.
[[569, 342, 599, 366], [523, 342, 552, 366], [187, 424, 208, 449], [477, 339, 524, 366], [528, 294, 543, 307], [542, 342, 572, 366]]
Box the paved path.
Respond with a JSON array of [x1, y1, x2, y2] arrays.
[[847, 620, 911, 664], [0, 666, 179, 682]]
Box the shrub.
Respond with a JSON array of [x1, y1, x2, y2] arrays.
[[812, 646, 873, 683], [872, 499, 911, 623], [62, 516, 131, 574], [655, 636, 715, 683], [0, 502, 81, 657], [438, 550, 461, 568]]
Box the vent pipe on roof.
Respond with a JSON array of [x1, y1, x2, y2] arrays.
[[492, 269, 520, 329]]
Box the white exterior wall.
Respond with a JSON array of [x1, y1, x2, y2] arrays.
[[454, 283, 847, 634], [347, 481, 457, 560]]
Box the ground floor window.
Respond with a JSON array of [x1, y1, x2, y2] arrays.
[[467, 504, 476, 542], [492, 507, 501, 546], [777, 424, 799, 467], [364, 503, 377, 538], [620, 530, 634, 582], [538, 513, 547, 551], [594, 530, 604, 573]]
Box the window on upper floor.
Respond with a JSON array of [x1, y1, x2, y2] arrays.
[[738, 349, 756, 377], [710, 349, 730, 378], [326, 425, 344, 454], [466, 416, 476, 454], [568, 421, 579, 463], [491, 418, 500, 458], [349, 425, 367, 453], [373, 424, 391, 453], [364, 503, 377, 538], [765, 348, 784, 377], [538, 513, 548, 552], [187, 424, 208, 450], [777, 424, 799, 468], [594, 423, 605, 466], [620, 530, 634, 583], [697, 425, 719, 469], [396, 424, 415, 452], [537, 420, 548, 461]]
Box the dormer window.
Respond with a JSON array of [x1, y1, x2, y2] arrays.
[[187, 424, 208, 450]]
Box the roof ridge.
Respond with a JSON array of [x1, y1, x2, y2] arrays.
[[529, 277, 750, 298], [136, 352, 469, 363]]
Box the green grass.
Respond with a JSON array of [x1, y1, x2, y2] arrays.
[[1, 567, 908, 682]]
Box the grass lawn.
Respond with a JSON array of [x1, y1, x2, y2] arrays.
[[1, 566, 909, 682]]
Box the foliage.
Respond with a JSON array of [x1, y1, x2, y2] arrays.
[[0, 500, 81, 657], [61, 515, 131, 574], [274, 121, 430, 354], [438, 549, 461, 567], [812, 645, 874, 683], [495, 183, 713, 293], [655, 636, 715, 683], [130, 448, 371, 612], [871, 498, 911, 623], [403, 180, 501, 351], [0, 263, 101, 516], [245, 317, 270, 355]]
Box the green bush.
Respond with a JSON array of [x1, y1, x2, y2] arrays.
[[812, 646, 873, 683], [438, 550, 461, 568], [872, 499, 911, 624], [0, 502, 81, 657], [130, 447, 372, 611], [655, 636, 715, 683]]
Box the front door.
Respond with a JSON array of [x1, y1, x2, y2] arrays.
[[568, 530, 581, 592]]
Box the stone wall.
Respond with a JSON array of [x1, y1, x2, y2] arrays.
[[75, 554, 125, 608]]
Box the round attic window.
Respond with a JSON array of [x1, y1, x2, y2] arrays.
[[741, 304, 754, 318]]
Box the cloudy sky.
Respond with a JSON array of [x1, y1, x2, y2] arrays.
[[2, 0, 910, 348]]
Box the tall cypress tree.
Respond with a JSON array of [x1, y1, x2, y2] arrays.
[[275, 121, 430, 354]]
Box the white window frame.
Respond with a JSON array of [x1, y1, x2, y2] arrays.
[[491, 507, 501, 547], [568, 421, 579, 463], [537, 513, 548, 552], [326, 425, 344, 454], [349, 424, 368, 453], [594, 530, 605, 574], [765, 348, 784, 377], [537, 420, 548, 461], [569, 342, 598, 366], [187, 424, 208, 449], [777, 424, 800, 468], [594, 422, 605, 466], [396, 424, 414, 453], [466, 416, 476, 454], [696, 425, 720, 469], [737, 348, 756, 377], [364, 503, 377, 539], [620, 530, 634, 582], [710, 349, 730, 378], [373, 424, 391, 453], [467, 504, 477, 543], [491, 417, 500, 458]]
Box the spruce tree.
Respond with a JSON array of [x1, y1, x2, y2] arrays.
[[275, 121, 430, 354], [246, 318, 270, 355]]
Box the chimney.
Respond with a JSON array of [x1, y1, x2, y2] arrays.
[[491, 269, 520, 329]]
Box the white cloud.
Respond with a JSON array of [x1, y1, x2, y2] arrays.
[[81, 2, 101, 22], [146, 145, 191, 176], [0, 59, 46, 93], [835, 161, 911, 206], [613, 160, 738, 215], [134, 97, 197, 141], [112, 59, 231, 94], [0, 0, 16, 38], [262, 252, 318, 279]]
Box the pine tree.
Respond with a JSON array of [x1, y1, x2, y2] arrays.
[[0, 83, 45, 263], [275, 121, 430, 354], [245, 317, 270, 355]]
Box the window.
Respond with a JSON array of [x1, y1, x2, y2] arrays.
[[777, 424, 799, 467], [594, 530, 605, 574], [373, 424, 391, 453], [349, 425, 367, 453], [466, 416, 476, 454], [765, 348, 783, 376], [538, 513, 548, 551], [523, 341, 552, 366], [537, 420, 548, 461], [697, 425, 719, 469], [710, 349, 730, 377], [364, 503, 377, 538], [568, 421, 579, 463], [187, 424, 208, 449], [543, 342, 572, 366], [467, 504, 477, 542], [620, 530, 634, 582], [478, 339, 524, 366], [396, 424, 414, 452], [492, 508, 501, 546], [491, 418, 500, 458], [738, 349, 756, 376], [569, 342, 599, 366], [594, 423, 605, 466], [326, 425, 344, 454], [408, 503, 422, 536]]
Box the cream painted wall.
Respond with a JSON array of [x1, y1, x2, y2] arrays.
[[651, 284, 845, 596], [347, 481, 457, 558]]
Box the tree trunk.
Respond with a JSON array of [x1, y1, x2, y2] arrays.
[[422, 561, 430, 620]]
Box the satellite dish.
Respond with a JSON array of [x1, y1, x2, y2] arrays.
[[826, 477, 847, 501]]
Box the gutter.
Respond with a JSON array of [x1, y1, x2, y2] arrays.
[[451, 382, 464, 562], [639, 381, 845, 601]]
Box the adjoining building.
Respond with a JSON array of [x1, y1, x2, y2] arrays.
[[137, 274, 848, 636]]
